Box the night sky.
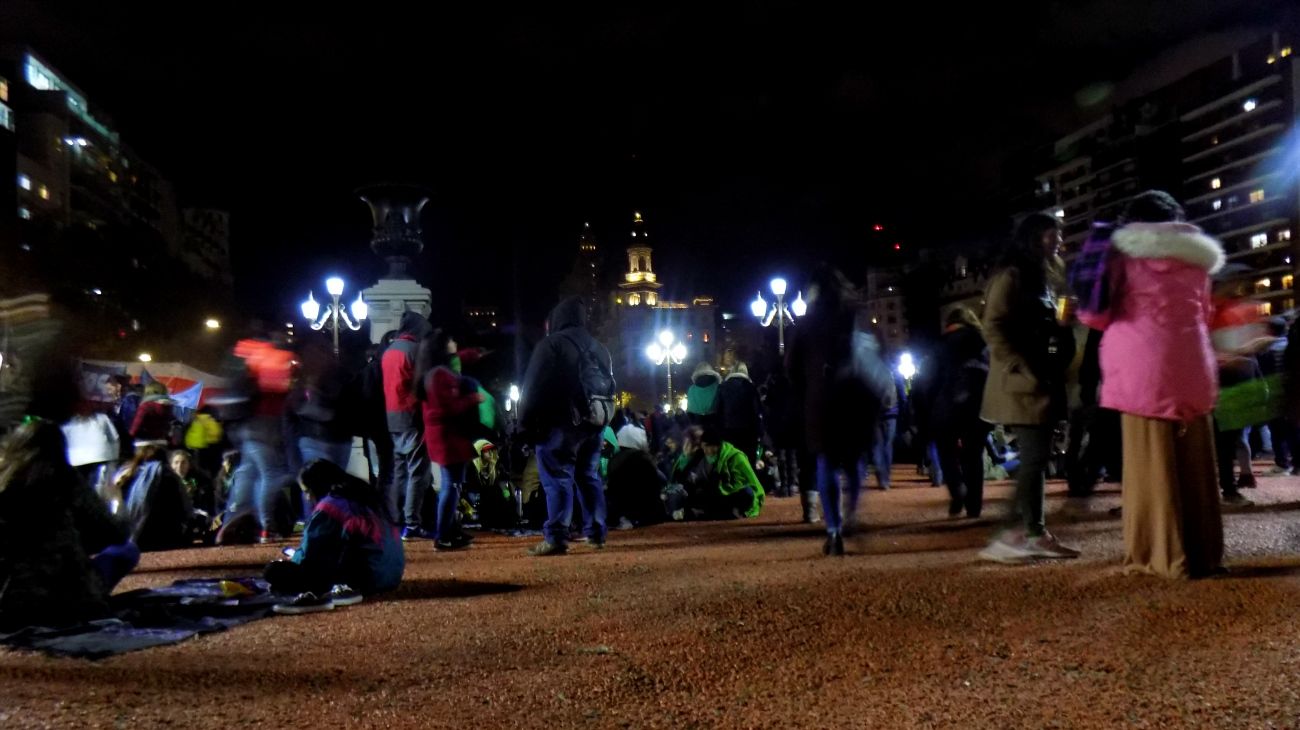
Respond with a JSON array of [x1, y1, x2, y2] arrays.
[[2, 1, 1295, 326]]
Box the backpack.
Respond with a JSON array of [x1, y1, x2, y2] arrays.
[[559, 332, 617, 429], [1068, 221, 1117, 327]]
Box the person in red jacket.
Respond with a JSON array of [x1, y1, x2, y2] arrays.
[[381, 311, 434, 539], [129, 382, 175, 445], [417, 329, 484, 551]]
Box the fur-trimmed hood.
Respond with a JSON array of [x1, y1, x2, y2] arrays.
[[1111, 222, 1225, 274]]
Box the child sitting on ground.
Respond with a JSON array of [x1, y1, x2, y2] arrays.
[[264, 459, 405, 614]]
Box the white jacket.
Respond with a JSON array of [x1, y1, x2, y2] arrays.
[[62, 413, 121, 467]]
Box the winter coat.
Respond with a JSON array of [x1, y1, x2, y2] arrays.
[[788, 316, 892, 458], [123, 460, 193, 552], [518, 297, 613, 440], [290, 362, 356, 444], [716, 371, 762, 449], [63, 413, 120, 467], [183, 412, 223, 451], [686, 364, 722, 417], [0, 422, 129, 630], [1081, 222, 1223, 422], [709, 441, 765, 517], [130, 395, 175, 442], [421, 365, 483, 467], [382, 311, 432, 432], [292, 493, 404, 595], [761, 374, 800, 447], [980, 267, 1073, 426], [926, 324, 990, 432]]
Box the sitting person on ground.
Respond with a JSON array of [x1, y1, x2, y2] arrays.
[[0, 303, 139, 630], [170, 449, 216, 518], [697, 429, 765, 518], [606, 444, 668, 528], [264, 459, 405, 611], [468, 439, 518, 529], [117, 444, 197, 551], [615, 411, 650, 452]]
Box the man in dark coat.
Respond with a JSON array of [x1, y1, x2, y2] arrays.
[[715, 362, 763, 467], [518, 297, 613, 556]]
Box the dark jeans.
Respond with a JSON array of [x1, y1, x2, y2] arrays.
[[936, 424, 990, 517], [1269, 418, 1295, 469], [775, 448, 801, 495], [815, 453, 867, 534], [1065, 404, 1122, 495], [869, 418, 897, 488], [435, 463, 466, 541], [1216, 427, 1244, 493], [389, 428, 431, 529], [1008, 425, 1050, 536], [226, 419, 292, 534], [537, 427, 606, 547]]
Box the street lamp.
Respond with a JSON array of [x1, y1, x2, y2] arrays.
[[897, 351, 917, 381], [204, 318, 221, 331], [646, 330, 687, 405], [751, 277, 805, 354], [302, 276, 368, 356]]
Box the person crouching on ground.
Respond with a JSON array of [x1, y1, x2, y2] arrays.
[[264, 459, 405, 613], [1081, 190, 1225, 579], [695, 429, 765, 519]]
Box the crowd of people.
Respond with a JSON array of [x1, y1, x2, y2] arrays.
[[2, 187, 1297, 628]]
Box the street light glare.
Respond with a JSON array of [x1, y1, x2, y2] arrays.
[[350, 294, 368, 321], [751, 292, 767, 318], [791, 292, 807, 317], [204, 318, 221, 330], [770, 277, 787, 297], [325, 277, 345, 297], [138, 353, 153, 363], [671, 342, 687, 362], [658, 330, 674, 347], [646, 343, 664, 364], [509, 384, 521, 403], [301, 292, 320, 321], [898, 352, 917, 380]]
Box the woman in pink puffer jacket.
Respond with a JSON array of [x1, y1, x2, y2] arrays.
[[1082, 191, 1226, 579]]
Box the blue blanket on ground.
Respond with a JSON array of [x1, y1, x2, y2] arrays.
[[0, 578, 277, 660]]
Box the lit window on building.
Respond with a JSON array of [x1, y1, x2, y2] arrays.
[[24, 56, 60, 91], [1280, 229, 1292, 242], [1283, 275, 1295, 290], [0, 78, 7, 102], [0, 102, 12, 132], [646, 292, 657, 306], [17, 174, 30, 191], [1255, 278, 1272, 294], [702, 332, 710, 343], [1211, 199, 1222, 211], [17, 207, 31, 220], [628, 293, 640, 306], [1269, 54, 1278, 64], [38, 185, 50, 201], [1249, 189, 1265, 204], [1053, 208, 1065, 219], [1040, 180, 1051, 194], [1260, 302, 1273, 315], [1283, 47, 1294, 58], [1251, 233, 1269, 249], [1242, 98, 1258, 113], [1210, 177, 1222, 190]]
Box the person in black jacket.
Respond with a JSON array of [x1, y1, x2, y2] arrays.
[[927, 307, 993, 518], [715, 362, 763, 467], [518, 297, 614, 556]]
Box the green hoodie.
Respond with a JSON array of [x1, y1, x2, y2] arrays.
[[708, 441, 765, 518]]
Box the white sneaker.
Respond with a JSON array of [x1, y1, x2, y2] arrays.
[[979, 535, 1035, 564], [1023, 531, 1080, 560]]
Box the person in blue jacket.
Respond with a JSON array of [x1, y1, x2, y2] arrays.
[[264, 460, 405, 609]]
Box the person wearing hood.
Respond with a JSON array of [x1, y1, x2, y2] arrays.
[[685, 363, 722, 427], [927, 307, 992, 518], [518, 297, 615, 556], [416, 329, 484, 550], [1081, 191, 1225, 579], [382, 310, 435, 539], [697, 429, 765, 518], [715, 362, 763, 466], [130, 382, 176, 446]]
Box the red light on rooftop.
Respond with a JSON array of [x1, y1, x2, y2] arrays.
[[873, 224, 884, 232], [893, 243, 901, 250]]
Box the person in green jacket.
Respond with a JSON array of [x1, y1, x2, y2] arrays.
[[697, 428, 765, 519]]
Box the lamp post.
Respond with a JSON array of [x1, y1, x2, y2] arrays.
[[301, 276, 368, 356], [645, 330, 687, 407], [751, 277, 806, 355]]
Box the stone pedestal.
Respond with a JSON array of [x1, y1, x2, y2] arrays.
[[363, 278, 432, 344]]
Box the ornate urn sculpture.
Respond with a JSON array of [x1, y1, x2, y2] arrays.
[[358, 184, 430, 279]]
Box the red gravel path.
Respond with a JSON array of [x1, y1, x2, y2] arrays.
[[5, 469, 1300, 728]]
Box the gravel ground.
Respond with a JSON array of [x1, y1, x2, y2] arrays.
[[5, 467, 1300, 729]]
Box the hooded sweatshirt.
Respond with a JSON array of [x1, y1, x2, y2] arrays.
[[686, 363, 722, 416], [518, 297, 612, 438], [382, 311, 433, 432]]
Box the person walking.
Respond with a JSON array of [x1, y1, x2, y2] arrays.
[[868, 368, 903, 490], [417, 329, 484, 551], [1080, 191, 1225, 578], [382, 311, 435, 540], [715, 361, 763, 466], [1259, 317, 1293, 475], [978, 212, 1079, 564], [518, 297, 616, 556], [788, 267, 893, 556], [927, 307, 992, 518]]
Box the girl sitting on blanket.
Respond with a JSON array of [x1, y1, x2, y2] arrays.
[[263, 460, 405, 613]]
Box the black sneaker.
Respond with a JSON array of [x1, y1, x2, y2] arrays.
[[328, 585, 363, 607], [435, 533, 473, 551], [528, 540, 567, 557], [272, 592, 335, 615], [822, 532, 845, 557]]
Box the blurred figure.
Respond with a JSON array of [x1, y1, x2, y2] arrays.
[[615, 411, 650, 452], [289, 342, 356, 471], [1259, 317, 1293, 475], [1082, 191, 1224, 578], [978, 213, 1079, 564], [382, 312, 434, 537], [927, 307, 992, 518], [1064, 329, 1122, 496], [788, 267, 892, 556], [1211, 274, 1271, 504], [518, 297, 616, 556], [130, 382, 175, 446], [106, 375, 140, 459], [182, 405, 225, 479], [760, 372, 804, 502], [62, 405, 121, 508], [417, 329, 483, 550], [716, 361, 763, 467], [359, 332, 397, 507], [867, 357, 904, 490]]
